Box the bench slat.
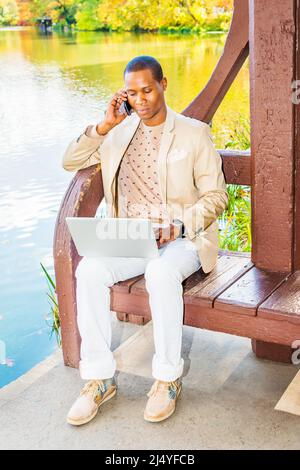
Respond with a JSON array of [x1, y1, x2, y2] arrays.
[[111, 274, 144, 293], [184, 254, 253, 308], [214, 266, 288, 316], [119, 253, 252, 311], [258, 271, 300, 324]]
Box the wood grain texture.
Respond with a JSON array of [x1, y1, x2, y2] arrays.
[[112, 275, 144, 293], [251, 340, 293, 363], [219, 150, 251, 185], [258, 271, 300, 324], [184, 303, 300, 346], [214, 266, 287, 316], [249, 0, 295, 271], [294, 2, 300, 271], [184, 255, 253, 308]]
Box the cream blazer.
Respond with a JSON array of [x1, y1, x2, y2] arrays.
[[62, 105, 228, 273]]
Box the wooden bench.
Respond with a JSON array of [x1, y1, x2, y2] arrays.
[[101, 244, 300, 363], [53, 159, 300, 368], [53, 0, 300, 369]]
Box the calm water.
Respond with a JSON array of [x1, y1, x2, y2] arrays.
[[0, 27, 249, 387]]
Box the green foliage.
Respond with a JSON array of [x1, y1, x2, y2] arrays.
[[29, 0, 51, 19], [75, 0, 102, 31], [218, 185, 251, 252], [40, 262, 61, 348], [218, 115, 251, 252], [224, 114, 250, 151], [0, 0, 19, 26], [29, 0, 78, 27], [90, 0, 233, 33], [53, 0, 78, 27], [7, 0, 233, 31]]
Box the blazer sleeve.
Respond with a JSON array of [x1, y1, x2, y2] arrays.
[[62, 125, 108, 172], [182, 123, 228, 240]]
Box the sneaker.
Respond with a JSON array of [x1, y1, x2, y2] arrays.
[[144, 379, 181, 422], [67, 378, 117, 426]]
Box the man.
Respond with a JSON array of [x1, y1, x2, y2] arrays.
[[62, 55, 228, 426]]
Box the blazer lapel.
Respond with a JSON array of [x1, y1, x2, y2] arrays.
[[157, 105, 175, 204]]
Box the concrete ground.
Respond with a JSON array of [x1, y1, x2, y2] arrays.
[[1, 313, 300, 450]]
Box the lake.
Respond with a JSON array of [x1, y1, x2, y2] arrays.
[[0, 27, 249, 387]]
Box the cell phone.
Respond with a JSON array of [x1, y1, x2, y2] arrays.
[[119, 98, 133, 116]]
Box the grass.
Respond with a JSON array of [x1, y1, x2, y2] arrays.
[[40, 262, 61, 348]]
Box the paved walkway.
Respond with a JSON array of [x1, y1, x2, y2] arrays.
[[0, 314, 300, 450]]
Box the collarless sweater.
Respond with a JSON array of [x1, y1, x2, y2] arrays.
[[116, 119, 170, 224]]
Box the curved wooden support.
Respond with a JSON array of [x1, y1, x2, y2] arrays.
[[53, 164, 103, 368], [182, 0, 249, 123]]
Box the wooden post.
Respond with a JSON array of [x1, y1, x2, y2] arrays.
[[251, 340, 293, 364], [249, 0, 298, 273], [250, 0, 300, 361], [294, 1, 300, 271]]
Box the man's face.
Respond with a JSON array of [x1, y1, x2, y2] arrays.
[[124, 68, 167, 119]]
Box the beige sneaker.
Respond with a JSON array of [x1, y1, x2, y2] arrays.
[[67, 378, 117, 426], [144, 379, 182, 422]]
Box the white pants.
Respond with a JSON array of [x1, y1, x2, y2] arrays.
[[75, 237, 201, 382]]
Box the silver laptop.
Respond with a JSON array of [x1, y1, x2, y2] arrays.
[[66, 217, 160, 258]]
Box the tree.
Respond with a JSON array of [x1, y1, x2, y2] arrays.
[[0, 0, 19, 26], [29, 0, 77, 26], [75, 0, 102, 31], [29, 0, 52, 19], [3, 0, 234, 30], [48, 0, 78, 26]]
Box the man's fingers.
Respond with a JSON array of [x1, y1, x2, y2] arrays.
[[115, 89, 128, 102], [156, 221, 180, 248], [110, 91, 127, 108]]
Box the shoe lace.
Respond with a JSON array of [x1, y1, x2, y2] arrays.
[[147, 380, 180, 398], [80, 379, 105, 399]]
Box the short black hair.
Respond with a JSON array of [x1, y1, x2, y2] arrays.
[[123, 56, 163, 83]]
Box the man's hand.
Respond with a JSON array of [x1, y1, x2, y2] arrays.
[[154, 222, 182, 248], [96, 88, 130, 135]]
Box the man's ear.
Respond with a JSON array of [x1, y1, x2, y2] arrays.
[[162, 77, 167, 91]]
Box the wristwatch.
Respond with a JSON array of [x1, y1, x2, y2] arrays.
[[173, 219, 185, 238]]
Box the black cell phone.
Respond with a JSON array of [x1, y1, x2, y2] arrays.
[[120, 98, 133, 116]]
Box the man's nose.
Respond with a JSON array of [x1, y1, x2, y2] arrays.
[[136, 95, 147, 105]]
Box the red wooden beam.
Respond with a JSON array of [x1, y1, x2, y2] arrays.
[[182, 0, 249, 123]]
